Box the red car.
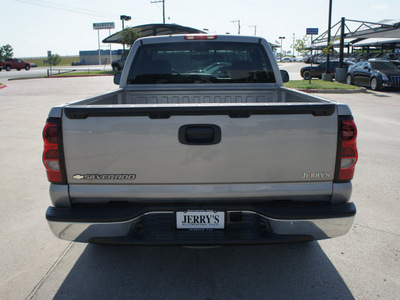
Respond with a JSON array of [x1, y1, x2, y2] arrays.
[[0, 58, 31, 71]]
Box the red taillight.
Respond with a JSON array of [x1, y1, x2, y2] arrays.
[[43, 119, 63, 183], [184, 35, 217, 40], [336, 118, 358, 181]]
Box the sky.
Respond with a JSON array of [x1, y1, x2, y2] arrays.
[[2, 0, 399, 58]]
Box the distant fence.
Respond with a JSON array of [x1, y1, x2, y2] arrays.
[[47, 69, 76, 76]]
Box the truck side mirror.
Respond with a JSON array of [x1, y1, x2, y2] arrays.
[[280, 70, 289, 83], [114, 73, 122, 85]]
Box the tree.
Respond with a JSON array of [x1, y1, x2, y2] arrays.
[[0, 44, 14, 59], [322, 38, 340, 55], [49, 54, 62, 66], [292, 36, 310, 56], [120, 27, 142, 49]]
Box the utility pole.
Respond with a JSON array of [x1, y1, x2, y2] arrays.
[[151, 0, 165, 24], [249, 25, 257, 36], [231, 20, 241, 34]]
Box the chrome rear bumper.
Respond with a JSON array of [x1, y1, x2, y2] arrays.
[[46, 202, 356, 245]]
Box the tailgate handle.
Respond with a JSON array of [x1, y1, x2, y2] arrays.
[[179, 125, 221, 145]]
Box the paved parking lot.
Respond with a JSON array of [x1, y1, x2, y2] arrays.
[[0, 73, 399, 299]]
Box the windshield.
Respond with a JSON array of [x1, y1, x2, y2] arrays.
[[371, 61, 398, 70], [127, 41, 276, 84]]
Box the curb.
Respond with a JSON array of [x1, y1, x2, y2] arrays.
[[298, 88, 367, 94], [8, 77, 44, 81], [46, 74, 114, 78], [8, 74, 114, 81], [0, 84, 7, 90]]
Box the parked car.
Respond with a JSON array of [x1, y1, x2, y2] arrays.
[[111, 56, 127, 72], [346, 60, 400, 91], [300, 61, 354, 80], [198, 62, 231, 76], [391, 61, 400, 69], [281, 57, 294, 62], [0, 58, 31, 71]]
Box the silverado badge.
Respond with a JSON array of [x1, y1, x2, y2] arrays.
[[72, 174, 136, 180]]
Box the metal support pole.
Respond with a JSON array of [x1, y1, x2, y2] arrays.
[[339, 17, 345, 68], [326, 0, 333, 74], [309, 34, 313, 84]]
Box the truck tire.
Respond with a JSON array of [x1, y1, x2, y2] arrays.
[[25, 65, 30, 71], [6, 65, 11, 71]]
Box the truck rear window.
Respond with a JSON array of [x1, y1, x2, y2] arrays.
[[127, 41, 276, 84]]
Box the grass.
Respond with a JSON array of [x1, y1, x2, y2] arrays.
[[24, 56, 80, 67], [50, 70, 114, 77], [284, 79, 360, 90]]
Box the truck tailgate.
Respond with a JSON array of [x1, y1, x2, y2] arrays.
[[62, 103, 338, 186]]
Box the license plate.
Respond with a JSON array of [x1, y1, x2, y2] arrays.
[[176, 210, 225, 230]]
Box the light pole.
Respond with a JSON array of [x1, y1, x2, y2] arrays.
[[279, 36, 285, 60], [249, 25, 257, 36], [231, 20, 241, 34], [120, 15, 131, 52]]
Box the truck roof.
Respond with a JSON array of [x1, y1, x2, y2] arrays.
[[138, 34, 265, 45]]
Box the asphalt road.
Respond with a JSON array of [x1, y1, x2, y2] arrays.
[[0, 65, 112, 81], [0, 73, 399, 299]]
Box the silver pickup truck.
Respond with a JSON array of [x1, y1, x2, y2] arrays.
[[43, 34, 358, 246]]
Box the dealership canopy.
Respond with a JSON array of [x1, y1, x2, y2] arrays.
[[103, 23, 206, 44], [312, 19, 400, 47]]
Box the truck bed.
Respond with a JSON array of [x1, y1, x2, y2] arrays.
[[70, 86, 331, 106], [52, 86, 343, 206]]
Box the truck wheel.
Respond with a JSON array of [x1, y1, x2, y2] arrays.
[[17, 69, 21, 71], [25, 65, 30, 71], [346, 74, 352, 85], [370, 77, 380, 91], [302, 70, 311, 80], [6, 65, 11, 71]]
